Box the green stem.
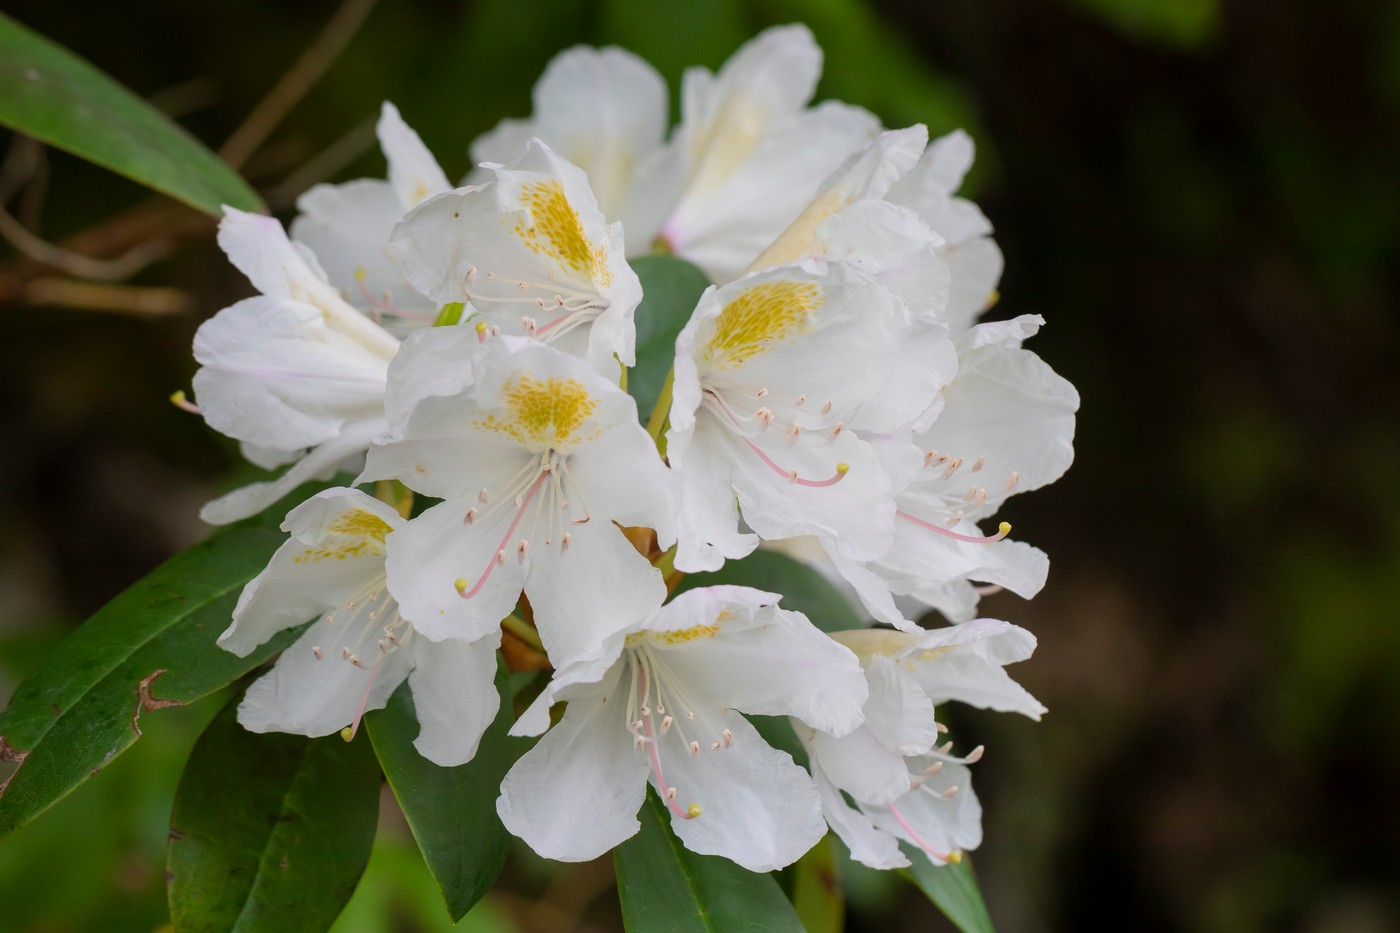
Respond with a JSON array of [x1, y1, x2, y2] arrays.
[[500, 614, 544, 652], [646, 368, 674, 456]]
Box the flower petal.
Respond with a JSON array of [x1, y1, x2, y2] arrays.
[[662, 711, 826, 872], [497, 664, 648, 861], [219, 487, 401, 655], [407, 631, 502, 766], [378, 101, 450, 209]]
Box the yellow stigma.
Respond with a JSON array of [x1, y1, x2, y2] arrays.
[[354, 266, 367, 284], [946, 850, 963, 864], [475, 320, 489, 335], [478, 373, 600, 449], [686, 803, 703, 818], [339, 726, 354, 742], [169, 390, 188, 406], [514, 180, 610, 283], [998, 521, 1012, 535], [453, 578, 469, 593], [704, 280, 822, 370], [836, 462, 850, 475]]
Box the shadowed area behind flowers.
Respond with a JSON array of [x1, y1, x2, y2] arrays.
[[0, 0, 1396, 929]]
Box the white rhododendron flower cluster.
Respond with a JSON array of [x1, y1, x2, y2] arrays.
[[193, 24, 1078, 872]]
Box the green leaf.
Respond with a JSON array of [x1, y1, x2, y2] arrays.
[[790, 834, 844, 933], [0, 525, 293, 837], [902, 850, 995, 933], [0, 12, 262, 215], [627, 254, 712, 423], [365, 669, 532, 922], [674, 549, 862, 633], [615, 790, 805, 933], [167, 697, 381, 932]]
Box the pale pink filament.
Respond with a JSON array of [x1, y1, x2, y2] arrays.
[[738, 435, 847, 487], [897, 510, 1010, 544], [458, 471, 548, 599], [639, 662, 700, 821], [888, 801, 957, 863]]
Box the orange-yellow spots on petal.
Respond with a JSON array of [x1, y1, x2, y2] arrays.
[[293, 510, 393, 563], [704, 280, 822, 370], [513, 180, 611, 285], [477, 373, 601, 449]]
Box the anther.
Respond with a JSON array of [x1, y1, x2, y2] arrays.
[[478, 488, 489, 504], [941, 457, 964, 479], [1004, 470, 1020, 492], [964, 745, 985, 764], [518, 539, 529, 561], [923, 761, 944, 776], [465, 508, 477, 525], [561, 532, 572, 551], [665, 787, 677, 801], [941, 785, 960, 799], [495, 549, 507, 566], [935, 722, 949, 733], [755, 407, 773, 429], [937, 740, 954, 755], [795, 394, 807, 407], [522, 316, 537, 335], [169, 390, 201, 415], [711, 741, 721, 750], [830, 421, 844, 438], [661, 716, 673, 733], [972, 456, 985, 472], [787, 423, 801, 444], [756, 387, 768, 398], [689, 741, 700, 757], [924, 448, 939, 466], [312, 646, 323, 660], [821, 399, 832, 414]]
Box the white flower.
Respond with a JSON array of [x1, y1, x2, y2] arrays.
[[469, 45, 668, 230], [887, 129, 1005, 335], [824, 315, 1079, 626], [389, 139, 641, 378], [798, 620, 1043, 869], [219, 487, 500, 766], [192, 209, 398, 524], [634, 24, 880, 282], [290, 102, 451, 336], [361, 334, 672, 667], [496, 586, 869, 872], [667, 259, 956, 572]]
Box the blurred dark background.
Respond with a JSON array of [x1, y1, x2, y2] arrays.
[[1, 0, 1397, 930]]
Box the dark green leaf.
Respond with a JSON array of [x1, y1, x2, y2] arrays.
[[0, 12, 262, 215], [365, 669, 532, 922], [167, 697, 381, 932], [790, 835, 844, 933], [674, 549, 862, 633], [0, 525, 294, 837], [902, 850, 995, 933], [615, 790, 805, 933], [627, 254, 712, 424]]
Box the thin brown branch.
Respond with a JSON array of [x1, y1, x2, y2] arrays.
[[20, 278, 194, 316], [218, 0, 379, 171], [0, 202, 172, 281], [265, 116, 377, 210]]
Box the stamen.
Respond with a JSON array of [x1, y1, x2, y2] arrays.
[[458, 472, 548, 599], [1004, 470, 1020, 492], [311, 646, 323, 660], [635, 661, 701, 821], [971, 456, 985, 472], [795, 394, 807, 407], [888, 802, 961, 864], [169, 390, 201, 415], [898, 512, 1011, 544], [738, 433, 849, 487], [974, 584, 1005, 597], [465, 508, 477, 525], [821, 399, 832, 414], [475, 320, 490, 343], [339, 660, 382, 743]]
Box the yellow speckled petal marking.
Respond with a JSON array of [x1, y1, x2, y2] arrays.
[[704, 280, 822, 370], [477, 374, 600, 449], [513, 180, 611, 285], [294, 510, 393, 563], [627, 624, 721, 648]]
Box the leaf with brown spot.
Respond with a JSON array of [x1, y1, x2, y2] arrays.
[[0, 525, 297, 836]]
